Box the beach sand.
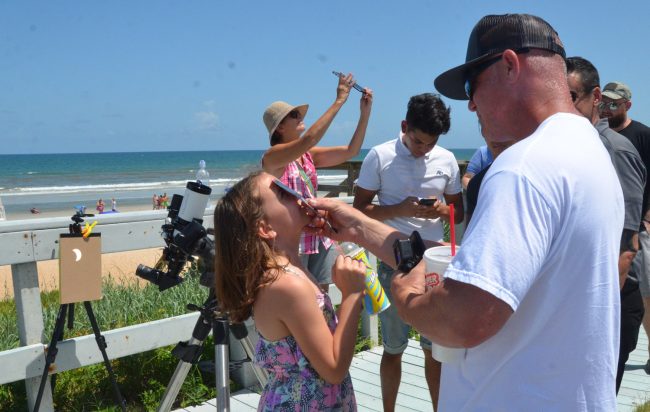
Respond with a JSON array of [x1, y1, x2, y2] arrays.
[[0, 247, 164, 301], [0, 202, 170, 301], [4, 203, 159, 221]]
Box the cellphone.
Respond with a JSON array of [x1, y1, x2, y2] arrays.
[[332, 71, 366, 93], [418, 198, 437, 206]]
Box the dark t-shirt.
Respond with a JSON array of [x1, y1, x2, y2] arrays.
[[597, 119, 646, 232], [618, 119, 650, 215], [465, 164, 491, 225]]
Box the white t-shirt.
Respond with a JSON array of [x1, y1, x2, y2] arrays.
[[441, 113, 623, 411], [356, 134, 462, 241]]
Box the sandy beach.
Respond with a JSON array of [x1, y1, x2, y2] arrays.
[[3, 202, 160, 221], [0, 247, 165, 301]]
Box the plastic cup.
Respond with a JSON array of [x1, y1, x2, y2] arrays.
[[423, 245, 466, 363]]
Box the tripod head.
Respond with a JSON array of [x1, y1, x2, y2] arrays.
[[136, 181, 215, 291], [69, 210, 95, 235]]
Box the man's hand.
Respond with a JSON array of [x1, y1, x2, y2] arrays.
[[391, 259, 427, 324], [305, 197, 367, 242]]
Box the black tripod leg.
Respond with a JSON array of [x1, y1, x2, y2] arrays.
[[52, 303, 75, 390], [83, 301, 127, 411], [33, 304, 69, 412]]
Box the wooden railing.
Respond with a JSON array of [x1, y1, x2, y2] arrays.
[[0, 199, 378, 411], [319, 160, 469, 197]]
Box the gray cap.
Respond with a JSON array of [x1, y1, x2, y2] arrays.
[[602, 82, 632, 100]]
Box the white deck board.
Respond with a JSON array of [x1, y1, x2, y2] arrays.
[[175, 331, 650, 411]]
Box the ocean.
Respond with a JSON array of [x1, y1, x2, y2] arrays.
[[0, 149, 476, 218]]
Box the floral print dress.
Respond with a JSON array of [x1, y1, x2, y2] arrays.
[[254, 292, 356, 411]]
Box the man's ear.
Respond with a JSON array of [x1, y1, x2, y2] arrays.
[[625, 100, 632, 111], [257, 220, 276, 240], [401, 120, 407, 134], [501, 49, 522, 84], [593, 87, 602, 108]]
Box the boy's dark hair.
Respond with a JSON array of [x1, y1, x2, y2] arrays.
[[566, 56, 600, 92], [405, 93, 451, 136]]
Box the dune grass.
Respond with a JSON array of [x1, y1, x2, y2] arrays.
[[0, 266, 215, 411], [0, 262, 378, 411]]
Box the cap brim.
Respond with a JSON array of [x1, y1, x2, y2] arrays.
[[434, 54, 497, 101], [434, 64, 472, 101], [601, 91, 625, 100]]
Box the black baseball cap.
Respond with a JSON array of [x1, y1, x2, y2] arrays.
[[434, 14, 566, 100]]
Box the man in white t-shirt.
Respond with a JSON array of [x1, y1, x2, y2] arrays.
[[307, 14, 624, 410], [353, 93, 463, 411]]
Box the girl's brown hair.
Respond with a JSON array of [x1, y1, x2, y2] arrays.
[[214, 171, 283, 322]]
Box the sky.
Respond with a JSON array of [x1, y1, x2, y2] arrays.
[[2, 0, 650, 154]]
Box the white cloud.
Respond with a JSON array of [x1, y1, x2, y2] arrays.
[[194, 111, 219, 131]]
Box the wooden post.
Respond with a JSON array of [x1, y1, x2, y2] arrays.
[[12, 261, 53, 411]]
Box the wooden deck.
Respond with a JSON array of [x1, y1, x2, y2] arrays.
[[176, 329, 650, 412]]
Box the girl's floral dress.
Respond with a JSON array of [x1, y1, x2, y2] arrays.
[[254, 291, 356, 411]]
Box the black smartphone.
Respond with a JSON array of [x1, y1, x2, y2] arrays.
[[418, 198, 437, 206]]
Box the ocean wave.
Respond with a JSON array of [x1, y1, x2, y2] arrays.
[[0, 173, 350, 197], [0, 178, 243, 196]]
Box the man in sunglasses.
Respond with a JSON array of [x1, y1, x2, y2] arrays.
[[398, 14, 623, 409], [307, 14, 623, 410], [601, 82, 650, 375], [567, 57, 646, 393]]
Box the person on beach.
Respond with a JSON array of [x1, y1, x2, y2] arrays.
[[261, 73, 373, 291], [600, 81, 650, 374], [352, 93, 462, 411], [96, 198, 105, 214], [214, 171, 365, 411], [152, 194, 159, 210], [111, 198, 117, 212], [567, 56, 646, 393], [306, 14, 623, 410]]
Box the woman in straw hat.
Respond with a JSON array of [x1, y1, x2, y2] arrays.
[[261, 73, 373, 290]]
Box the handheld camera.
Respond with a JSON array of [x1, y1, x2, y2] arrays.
[[136, 181, 215, 291], [393, 230, 426, 273]]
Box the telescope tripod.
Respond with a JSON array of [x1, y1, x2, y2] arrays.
[[33, 301, 127, 412], [157, 289, 268, 412]]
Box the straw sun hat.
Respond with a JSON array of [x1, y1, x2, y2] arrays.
[[263, 101, 309, 138]]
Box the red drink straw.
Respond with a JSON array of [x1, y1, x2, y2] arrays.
[[450, 204, 456, 256]]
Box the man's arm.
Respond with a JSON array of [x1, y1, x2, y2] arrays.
[[391, 260, 513, 347], [353, 186, 420, 221], [461, 172, 474, 190]]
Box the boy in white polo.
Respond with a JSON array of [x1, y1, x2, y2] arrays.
[[353, 93, 463, 411]]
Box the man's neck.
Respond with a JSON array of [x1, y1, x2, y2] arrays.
[[612, 117, 632, 132]]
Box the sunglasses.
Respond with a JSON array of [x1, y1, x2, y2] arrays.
[[286, 110, 301, 119], [464, 55, 502, 100], [464, 48, 531, 100], [599, 101, 626, 111]]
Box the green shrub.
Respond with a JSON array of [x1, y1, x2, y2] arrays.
[[0, 267, 212, 411]]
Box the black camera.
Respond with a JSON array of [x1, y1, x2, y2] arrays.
[[393, 230, 426, 273], [136, 181, 215, 291]]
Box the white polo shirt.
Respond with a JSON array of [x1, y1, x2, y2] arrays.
[[356, 134, 461, 241]]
